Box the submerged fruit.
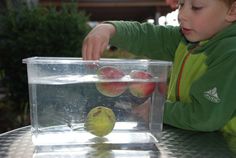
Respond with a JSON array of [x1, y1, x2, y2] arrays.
[[157, 82, 168, 95], [129, 70, 156, 98], [85, 106, 116, 137], [96, 66, 128, 97]]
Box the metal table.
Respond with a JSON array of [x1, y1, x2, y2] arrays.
[[0, 125, 235, 158]]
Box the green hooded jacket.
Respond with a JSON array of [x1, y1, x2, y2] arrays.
[[109, 21, 236, 136]]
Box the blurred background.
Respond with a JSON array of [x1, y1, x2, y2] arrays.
[[0, 0, 178, 133]]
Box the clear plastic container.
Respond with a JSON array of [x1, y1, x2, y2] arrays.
[[23, 57, 172, 146]]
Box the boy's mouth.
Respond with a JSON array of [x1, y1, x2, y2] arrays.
[[181, 27, 192, 35]]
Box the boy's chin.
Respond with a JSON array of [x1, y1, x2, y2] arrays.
[[185, 36, 201, 43], [185, 34, 211, 43]]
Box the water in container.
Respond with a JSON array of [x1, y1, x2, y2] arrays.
[[23, 57, 171, 146]]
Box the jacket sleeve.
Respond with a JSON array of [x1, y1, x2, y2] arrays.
[[164, 49, 236, 132], [108, 21, 182, 61]]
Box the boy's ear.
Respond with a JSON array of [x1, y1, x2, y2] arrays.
[[226, 1, 236, 22]]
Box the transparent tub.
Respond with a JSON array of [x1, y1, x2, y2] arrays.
[[23, 57, 172, 146]]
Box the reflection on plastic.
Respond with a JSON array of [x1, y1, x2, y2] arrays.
[[33, 143, 160, 158]]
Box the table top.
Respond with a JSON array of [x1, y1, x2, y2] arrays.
[[0, 125, 235, 158]]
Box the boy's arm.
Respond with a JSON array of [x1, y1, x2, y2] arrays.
[[108, 21, 182, 61], [164, 53, 236, 131]]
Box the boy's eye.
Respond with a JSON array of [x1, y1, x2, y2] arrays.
[[192, 6, 202, 11]]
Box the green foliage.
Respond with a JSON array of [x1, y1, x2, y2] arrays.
[[0, 3, 91, 132]]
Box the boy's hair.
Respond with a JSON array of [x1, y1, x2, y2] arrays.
[[221, 0, 235, 7]]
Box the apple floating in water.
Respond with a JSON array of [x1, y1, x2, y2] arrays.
[[129, 70, 156, 98], [96, 66, 128, 97]]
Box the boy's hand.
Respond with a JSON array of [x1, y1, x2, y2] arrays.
[[82, 23, 116, 60]]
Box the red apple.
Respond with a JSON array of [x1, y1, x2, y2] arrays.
[[157, 82, 168, 95], [129, 70, 156, 98], [96, 66, 128, 97]]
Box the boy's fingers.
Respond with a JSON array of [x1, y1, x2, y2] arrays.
[[95, 42, 108, 60], [101, 42, 108, 55], [82, 37, 90, 60], [82, 43, 87, 60], [86, 43, 93, 60], [92, 45, 100, 60]]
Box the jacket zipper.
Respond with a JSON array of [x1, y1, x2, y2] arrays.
[[176, 52, 191, 101]]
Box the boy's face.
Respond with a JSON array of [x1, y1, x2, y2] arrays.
[[178, 0, 231, 42]]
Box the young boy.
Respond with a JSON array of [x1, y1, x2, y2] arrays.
[[82, 0, 236, 136]]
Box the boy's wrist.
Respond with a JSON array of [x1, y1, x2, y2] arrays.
[[100, 22, 116, 37]]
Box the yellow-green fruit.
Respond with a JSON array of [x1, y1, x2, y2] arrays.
[[85, 106, 116, 137]]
